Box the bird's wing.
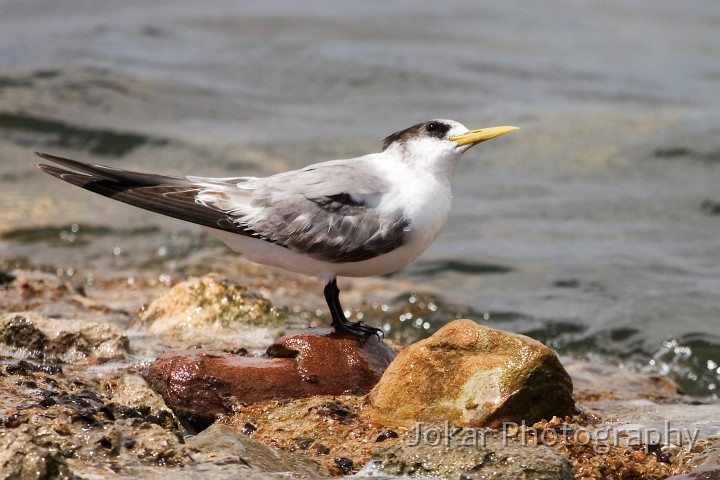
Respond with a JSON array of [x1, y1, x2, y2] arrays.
[[36, 153, 409, 263], [194, 161, 410, 263], [35, 152, 244, 232]]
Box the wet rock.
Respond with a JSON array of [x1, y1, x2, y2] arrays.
[[367, 319, 574, 428], [268, 329, 395, 390], [369, 429, 573, 480], [0, 270, 75, 309], [3, 418, 186, 471], [666, 466, 720, 480], [186, 423, 326, 476], [0, 361, 188, 469], [134, 273, 294, 349], [568, 360, 681, 402], [674, 436, 720, 477], [0, 311, 128, 362], [147, 329, 395, 423], [224, 394, 396, 474], [0, 268, 153, 327], [2, 357, 188, 470], [0, 426, 75, 480], [333, 456, 354, 475], [103, 374, 178, 428]]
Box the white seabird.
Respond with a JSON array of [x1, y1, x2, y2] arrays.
[[35, 119, 518, 338]]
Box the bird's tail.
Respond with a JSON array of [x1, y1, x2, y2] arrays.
[[35, 152, 239, 233]]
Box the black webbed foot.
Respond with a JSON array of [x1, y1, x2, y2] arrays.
[[324, 276, 383, 340], [333, 318, 384, 340]]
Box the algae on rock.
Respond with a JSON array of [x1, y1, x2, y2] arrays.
[[135, 273, 287, 330], [133, 274, 296, 349]]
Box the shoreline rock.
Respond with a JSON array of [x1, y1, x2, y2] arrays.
[[0, 261, 716, 479], [0, 311, 129, 363], [371, 429, 573, 480], [366, 319, 575, 428], [187, 423, 327, 476], [133, 273, 299, 349], [147, 329, 395, 425]]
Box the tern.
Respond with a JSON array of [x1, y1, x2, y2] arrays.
[[35, 119, 517, 338]]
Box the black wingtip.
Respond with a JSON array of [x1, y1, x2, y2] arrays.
[[33, 151, 71, 163], [35, 153, 55, 171], [36, 163, 75, 177], [33, 151, 70, 168]]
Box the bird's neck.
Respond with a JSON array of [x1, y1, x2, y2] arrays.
[[385, 143, 460, 181]]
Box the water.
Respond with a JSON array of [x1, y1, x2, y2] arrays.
[[0, 0, 719, 397]]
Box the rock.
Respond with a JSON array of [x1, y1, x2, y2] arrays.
[[147, 329, 395, 424], [223, 394, 391, 475], [186, 423, 326, 476], [1, 418, 187, 473], [267, 328, 396, 388], [103, 374, 178, 428], [0, 270, 76, 312], [0, 362, 190, 474], [568, 360, 681, 402], [368, 428, 573, 480], [133, 273, 297, 349], [665, 466, 720, 480], [674, 437, 720, 478], [0, 311, 128, 362], [366, 319, 574, 428], [0, 426, 75, 480]]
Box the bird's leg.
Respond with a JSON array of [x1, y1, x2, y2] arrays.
[[324, 277, 382, 339]]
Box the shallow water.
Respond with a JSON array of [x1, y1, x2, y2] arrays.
[[0, 0, 719, 396]]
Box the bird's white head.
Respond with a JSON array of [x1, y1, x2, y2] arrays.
[[381, 119, 518, 177]]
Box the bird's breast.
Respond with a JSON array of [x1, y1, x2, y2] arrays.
[[388, 174, 453, 252]]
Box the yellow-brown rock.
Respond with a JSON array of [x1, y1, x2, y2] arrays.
[[366, 319, 574, 428], [133, 273, 298, 349]]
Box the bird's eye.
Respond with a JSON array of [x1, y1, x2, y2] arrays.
[[426, 122, 439, 132]]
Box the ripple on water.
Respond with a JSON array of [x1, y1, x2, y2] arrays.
[[0, 223, 160, 246], [386, 258, 513, 278], [647, 334, 720, 399], [0, 112, 167, 157]]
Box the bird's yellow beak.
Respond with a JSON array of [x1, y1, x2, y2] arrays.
[[449, 125, 519, 147]]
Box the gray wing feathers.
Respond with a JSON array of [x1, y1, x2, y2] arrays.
[[246, 193, 408, 263], [197, 163, 410, 263]]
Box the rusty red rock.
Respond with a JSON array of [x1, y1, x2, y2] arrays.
[[147, 328, 395, 424]]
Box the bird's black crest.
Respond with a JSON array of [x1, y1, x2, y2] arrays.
[[382, 120, 452, 150]]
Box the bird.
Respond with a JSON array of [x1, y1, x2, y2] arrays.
[[34, 119, 517, 339]]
